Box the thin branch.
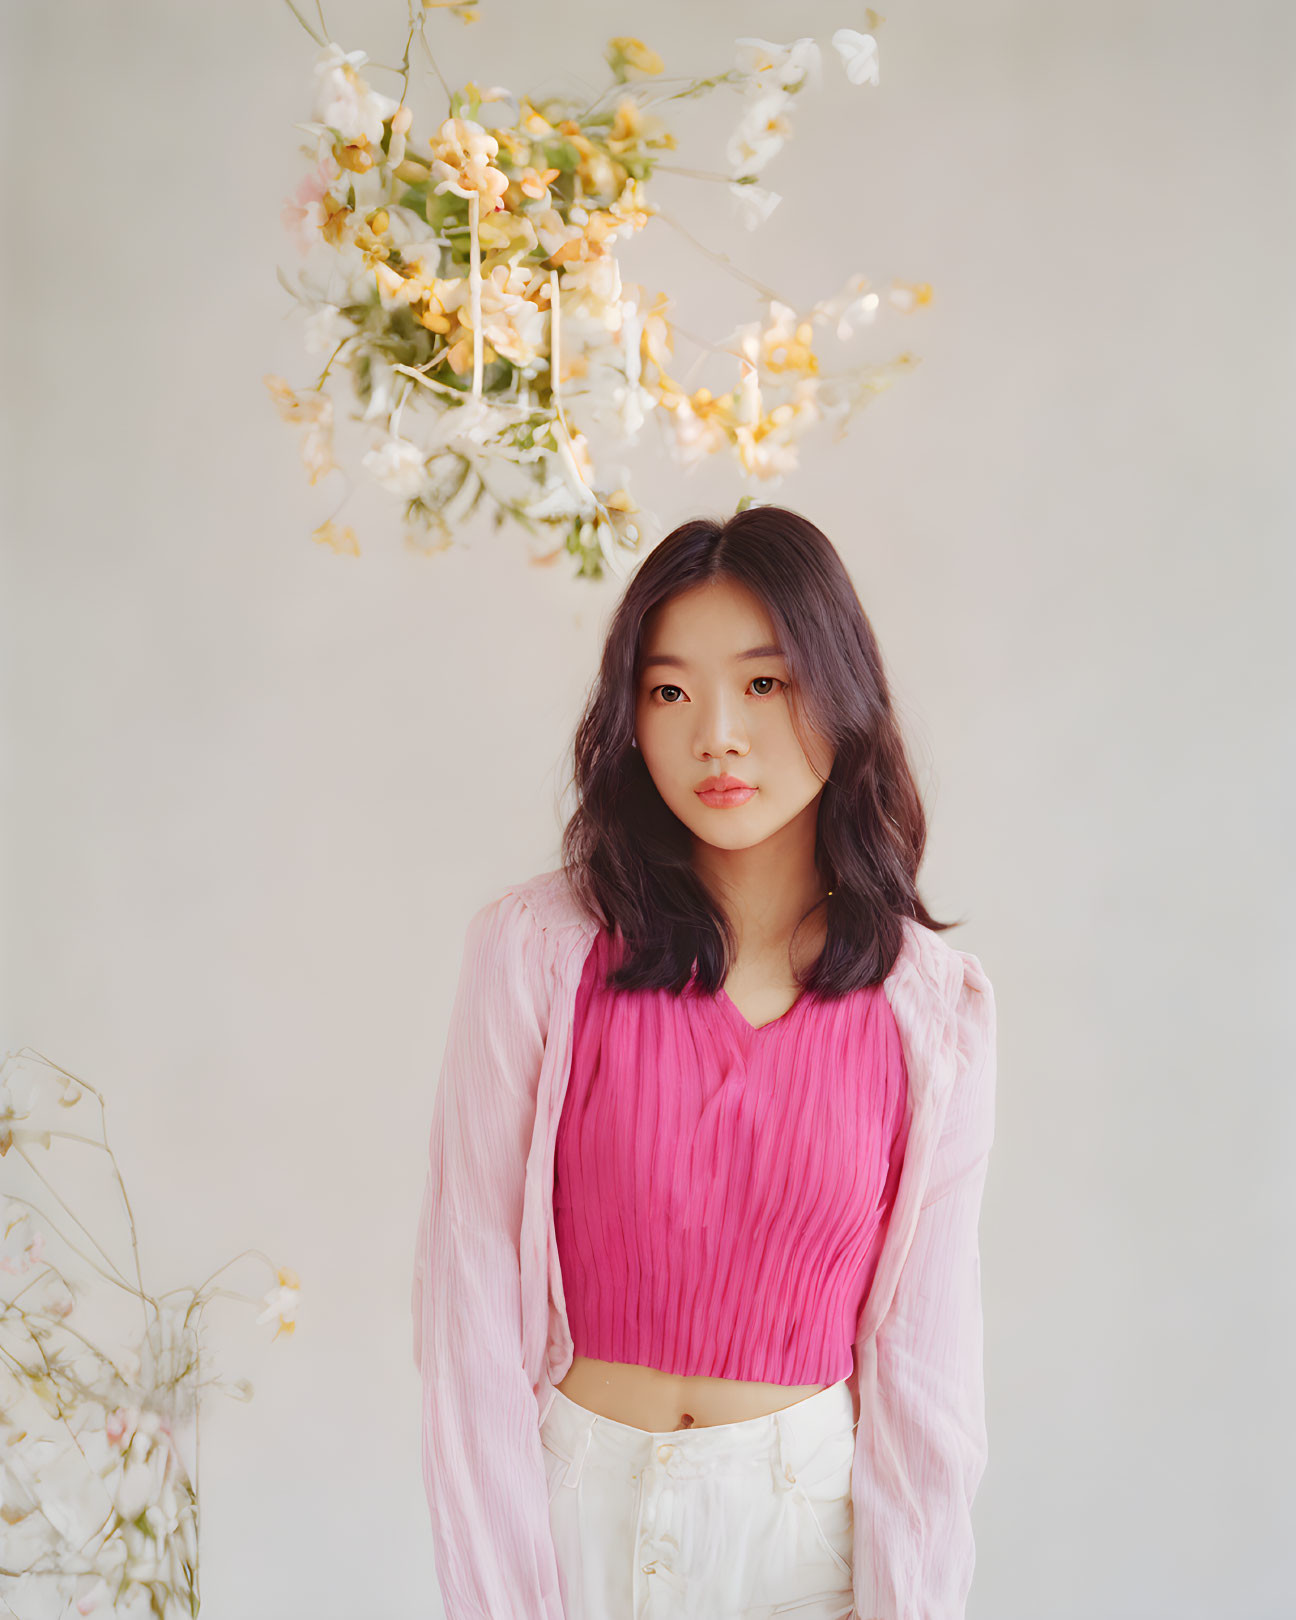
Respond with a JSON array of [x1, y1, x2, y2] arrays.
[[281, 0, 325, 48], [652, 208, 787, 307]]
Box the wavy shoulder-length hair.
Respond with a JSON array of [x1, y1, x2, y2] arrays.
[[560, 504, 963, 1001]]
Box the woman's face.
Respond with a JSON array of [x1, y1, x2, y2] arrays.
[[633, 578, 835, 854]]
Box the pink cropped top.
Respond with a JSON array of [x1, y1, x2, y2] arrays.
[[553, 926, 912, 1385]]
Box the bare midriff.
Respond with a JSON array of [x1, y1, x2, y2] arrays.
[[555, 1354, 832, 1432]]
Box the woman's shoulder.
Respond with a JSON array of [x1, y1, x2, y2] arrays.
[[896, 913, 992, 996], [483, 865, 603, 939], [892, 916, 996, 1134]]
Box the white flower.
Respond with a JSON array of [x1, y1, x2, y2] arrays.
[[579, 297, 660, 440], [523, 430, 601, 522], [423, 394, 513, 454], [730, 181, 782, 231], [0, 1200, 45, 1274], [832, 29, 880, 87], [811, 272, 881, 341], [465, 263, 553, 367], [302, 304, 356, 358], [558, 252, 623, 316], [340, 164, 390, 216], [312, 43, 401, 145], [362, 437, 428, 496], [255, 1268, 302, 1335], [668, 398, 728, 466], [361, 353, 398, 423], [382, 207, 446, 255], [523, 205, 576, 263], [1, 1051, 76, 1149], [736, 377, 822, 478], [619, 298, 644, 389], [75, 1574, 109, 1614], [733, 36, 823, 95], [523, 476, 594, 524], [735, 329, 763, 425], [114, 1459, 154, 1523], [725, 88, 793, 176]]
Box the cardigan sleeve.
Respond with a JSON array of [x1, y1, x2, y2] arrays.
[[411, 888, 566, 1620], [853, 951, 998, 1620]]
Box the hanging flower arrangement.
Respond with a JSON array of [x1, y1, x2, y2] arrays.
[[267, 5, 927, 580]]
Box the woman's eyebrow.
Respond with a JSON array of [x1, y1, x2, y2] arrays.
[[641, 644, 785, 670]]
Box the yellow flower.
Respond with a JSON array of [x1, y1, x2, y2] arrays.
[[334, 134, 375, 174], [256, 1266, 302, 1343], [516, 164, 561, 201], [606, 98, 672, 156], [353, 216, 393, 273], [764, 320, 819, 375], [608, 178, 655, 233], [373, 261, 405, 301], [319, 193, 354, 249], [741, 302, 820, 376], [312, 519, 360, 555], [517, 99, 558, 140], [495, 127, 533, 166], [609, 97, 647, 143], [393, 157, 431, 183], [548, 231, 590, 269], [426, 116, 510, 208], [440, 263, 548, 369], [416, 298, 455, 336], [262, 376, 338, 485], [478, 207, 538, 257], [609, 36, 664, 76], [887, 279, 934, 313], [574, 143, 626, 202], [300, 420, 338, 484], [263, 375, 322, 425], [638, 293, 675, 374], [405, 515, 456, 556], [444, 336, 473, 374]]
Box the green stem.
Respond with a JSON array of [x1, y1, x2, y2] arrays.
[[652, 208, 787, 306], [281, 0, 325, 47]]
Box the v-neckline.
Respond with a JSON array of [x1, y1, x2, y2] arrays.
[[716, 983, 807, 1035]]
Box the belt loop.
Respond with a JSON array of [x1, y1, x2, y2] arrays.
[[562, 1418, 593, 1488], [772, 1407, 796, 1492]]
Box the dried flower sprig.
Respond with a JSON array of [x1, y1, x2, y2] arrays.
[[270, 4, 927, 579], [0, 1049, 300, 1617]]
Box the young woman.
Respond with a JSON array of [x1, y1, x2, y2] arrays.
[[412, 505, 998, 1620]]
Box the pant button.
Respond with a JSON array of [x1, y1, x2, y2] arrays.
[[656, 1443, 674, 1461]]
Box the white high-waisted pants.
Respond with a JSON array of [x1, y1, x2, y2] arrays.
[[538, 1377, 858, 1619]]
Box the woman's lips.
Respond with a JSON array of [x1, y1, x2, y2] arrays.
[[696, 785, 757, 808]]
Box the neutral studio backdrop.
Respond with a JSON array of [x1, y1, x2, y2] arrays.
[[2, 2, 1292, 1616]]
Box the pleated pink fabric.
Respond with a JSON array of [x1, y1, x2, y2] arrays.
[[554, 924, 911, 1385], [412, 867, 998, 1620]]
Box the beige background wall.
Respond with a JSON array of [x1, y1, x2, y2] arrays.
[[2, 1, 1292, 1615]]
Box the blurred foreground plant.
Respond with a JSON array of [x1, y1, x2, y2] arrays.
[[0, 1049, 300, 1618]]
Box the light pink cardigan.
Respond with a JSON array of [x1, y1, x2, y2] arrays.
[[412, 866, 998, 1620]]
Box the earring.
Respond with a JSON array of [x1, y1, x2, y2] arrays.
[[631, 737, 639, 749]]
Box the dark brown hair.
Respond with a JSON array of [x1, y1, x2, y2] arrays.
[[560, 504, 962, 1000]]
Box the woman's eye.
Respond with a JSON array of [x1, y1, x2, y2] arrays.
[[648, 678, 784, 704]]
